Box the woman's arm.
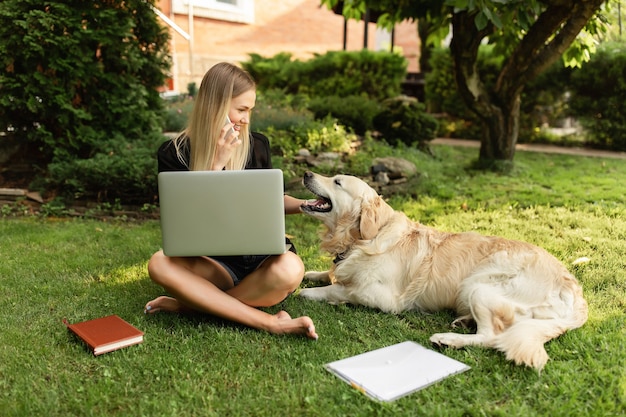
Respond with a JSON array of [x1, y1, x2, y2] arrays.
[[284, 195, 306, 215]]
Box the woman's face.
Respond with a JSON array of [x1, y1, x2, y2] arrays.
[[228, 89, 256, 134]]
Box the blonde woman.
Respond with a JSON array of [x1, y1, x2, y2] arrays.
[[145, 63, 318, 340]]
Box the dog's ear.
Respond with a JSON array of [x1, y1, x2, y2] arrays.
[[360, 196, 390, 240]]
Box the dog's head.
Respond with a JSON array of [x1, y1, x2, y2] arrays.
[[301, 171, 394, 252]]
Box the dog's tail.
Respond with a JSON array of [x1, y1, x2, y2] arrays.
[[495, 282, 588, 371]]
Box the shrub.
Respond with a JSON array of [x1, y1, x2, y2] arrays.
[[266, 117, 355, 159], [518, 60, 574, 144], [424, 48, 468, 117], [307, 95, 381, 135], [372, 98, 439, 150], [244, 91, 355, 158], [303, 120, 354, 155], [298, 50, 407, 100], [568, 42, 626, 151], [252, 89, 314, 133], [424, 45, 587, 144], [162, 98, 194, 132], [244, 52, 301, 94], [187, 82, 198, 97], [243, 50, 407, 100], [0, 0, 170, 198], [46, 133, 162, 204]]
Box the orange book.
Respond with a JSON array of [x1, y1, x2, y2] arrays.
[[63, 315, 144, 356]]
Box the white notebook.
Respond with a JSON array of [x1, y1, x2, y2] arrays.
[[325, 341, 470, 402]]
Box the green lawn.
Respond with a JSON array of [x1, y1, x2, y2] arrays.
[[1, 144, 625, 416]]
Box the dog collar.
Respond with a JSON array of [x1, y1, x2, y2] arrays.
[[333, 252, 347, 264]]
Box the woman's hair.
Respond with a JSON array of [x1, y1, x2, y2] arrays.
[[173, 62, 255, 171]]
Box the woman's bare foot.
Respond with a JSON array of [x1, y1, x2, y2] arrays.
[[271, 310, 318, 340], [144, 296, 187, 314], [144, 298, 318, 340]]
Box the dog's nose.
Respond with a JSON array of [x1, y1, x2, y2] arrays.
[[304, 171, 313, 179]]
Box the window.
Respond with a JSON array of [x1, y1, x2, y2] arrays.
[[172, 0, 255, 24]]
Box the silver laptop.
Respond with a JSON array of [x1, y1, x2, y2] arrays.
[[158, 169, 287, 257]]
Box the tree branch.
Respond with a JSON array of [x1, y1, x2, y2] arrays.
[[526, 0, 605, 79], [497, 0, 605, 98], [450, 10, 494, 112]]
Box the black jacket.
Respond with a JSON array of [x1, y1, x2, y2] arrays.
[[157, 132, 272, 173]]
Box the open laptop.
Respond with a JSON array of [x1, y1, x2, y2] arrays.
[[157, 169, 288, 257]]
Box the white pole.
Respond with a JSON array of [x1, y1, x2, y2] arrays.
[[188, 1, 194, 81], [151, 5, 190, 40]]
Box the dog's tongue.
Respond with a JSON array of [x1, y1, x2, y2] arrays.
[[314, 199, 331, 210], [302, 198, 331, 212], [307, 199, 325, 207]]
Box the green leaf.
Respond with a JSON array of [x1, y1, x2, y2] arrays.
[[445, 0, 469, 11], [474, 10, 489, 30], [483, 8, 502, 29]]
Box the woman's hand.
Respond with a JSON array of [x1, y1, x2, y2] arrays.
[[212, 122, 240, 170]]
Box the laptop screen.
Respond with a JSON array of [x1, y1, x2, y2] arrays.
[[158, 169, 287, 256]]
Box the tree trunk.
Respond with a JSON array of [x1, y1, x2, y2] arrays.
[[450, 11, 521, 165], [450, 0, 606, 167], [417, 18, 432, 73], [478, 94, 521, 163]]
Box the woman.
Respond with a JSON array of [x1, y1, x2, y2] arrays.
[[145, 63, 318, 340]]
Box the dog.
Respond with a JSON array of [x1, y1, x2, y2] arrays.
[[299, 171, 588, 370]]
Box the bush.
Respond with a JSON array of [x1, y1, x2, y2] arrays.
[[307, 95, 380, 135], [250, 90, 354, 157], [372, 98, 439, 150], [301, 120, 354, 155], [162, 98, 194, 132], [424, 45, 586, 144], [252, 89, 314, 133], [298, 50, 407, 100], [518, 60, 574, 144], [0, 0, 170, 199], [243, 52, 301, 94], [243, 50, 407, 100], [265, 117, 355, 159], [424, 48, 468, 117], [187, 82, 198, 97], [46, 133, 163, 204], [245, 51, 407, 136], [568, 42, 626, 151]]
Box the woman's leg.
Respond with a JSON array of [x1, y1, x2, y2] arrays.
[[144, 250, 317, 339], [226, 251, 305, 307]]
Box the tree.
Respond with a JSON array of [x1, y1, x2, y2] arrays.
[[322, 0, 609, 167], [0, 0, 170, 164]]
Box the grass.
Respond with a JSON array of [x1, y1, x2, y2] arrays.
[[1, 144, 625, 416]]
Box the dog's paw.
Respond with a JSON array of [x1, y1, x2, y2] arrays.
[[304, 271, 331, 283], [298, 287, 324, 301], [430, 333, 467, 349]]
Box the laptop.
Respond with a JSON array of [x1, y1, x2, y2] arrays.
[[157, 169, 288, 257]]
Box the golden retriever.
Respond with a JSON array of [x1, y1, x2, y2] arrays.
[[299, 171, 588, 370]]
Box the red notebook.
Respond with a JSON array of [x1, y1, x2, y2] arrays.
[[63, 315, 144, 356]]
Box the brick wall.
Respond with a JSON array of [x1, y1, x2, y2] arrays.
[[156, 0, 419, 92]]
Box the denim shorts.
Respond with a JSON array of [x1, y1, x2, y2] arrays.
[[211, 238, 297, 286]]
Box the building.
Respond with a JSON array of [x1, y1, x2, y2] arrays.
[[155, 0, 420, 93]]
